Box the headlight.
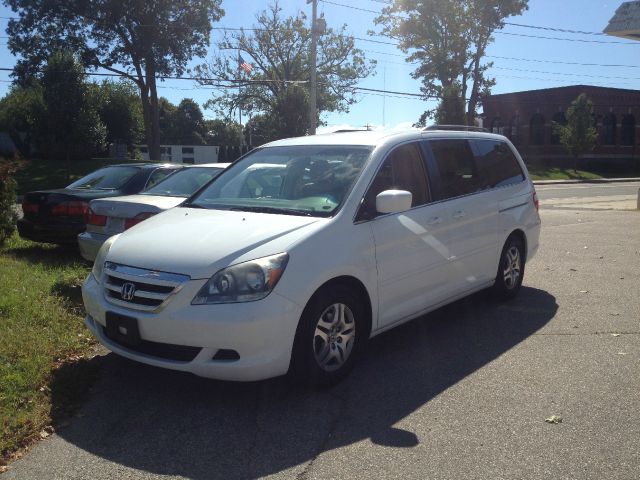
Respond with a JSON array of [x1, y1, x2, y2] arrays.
[[192, 253, 289, 305], [91, 235, 118, 284]]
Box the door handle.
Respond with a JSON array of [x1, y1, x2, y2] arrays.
[[452, 210, 466, 219], [426, 216, 442, 225]]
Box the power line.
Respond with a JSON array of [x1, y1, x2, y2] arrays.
[[486, 55, 640, 69], [495, 31, 640, 45], [490, 66, 640, 81], [503, 22, 606, 36]]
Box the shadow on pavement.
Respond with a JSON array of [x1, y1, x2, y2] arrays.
[[50, 286, 557, 479]]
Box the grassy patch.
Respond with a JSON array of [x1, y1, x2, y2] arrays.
[[0, 234, 98, 464], [527, 167, 604, 181], [13, 158, 145, 196]]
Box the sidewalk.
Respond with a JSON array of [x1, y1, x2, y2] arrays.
[[533, 177, 640, 186]]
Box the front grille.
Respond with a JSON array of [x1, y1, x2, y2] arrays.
[[103, 262, 190, 312], [103, 326, 201, 362]]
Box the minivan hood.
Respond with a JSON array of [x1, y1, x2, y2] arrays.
[[106, 207, 324, 279]]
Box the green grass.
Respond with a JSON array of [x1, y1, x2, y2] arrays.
[[13, 158, 146, 196], [0, 234, 98, 464], [527, 167, 605, 181]]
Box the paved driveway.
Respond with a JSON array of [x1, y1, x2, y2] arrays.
[[4, 208, 640, 480]]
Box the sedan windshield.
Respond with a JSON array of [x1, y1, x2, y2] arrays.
[[187, 145, 372, 217], [143, 166, 225, 197], [67, 166, 140, 190]]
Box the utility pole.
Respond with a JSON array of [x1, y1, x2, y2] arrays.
[[309, 0, 318, 135]]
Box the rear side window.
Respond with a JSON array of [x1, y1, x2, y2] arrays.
[[145, 168, 175, 189], [473, 140, 524, 189], [427, 139, 480, 200], [67, 166, 139, 190], [358, 142, 429, 220]]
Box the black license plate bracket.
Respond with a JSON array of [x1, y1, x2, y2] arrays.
[[105, 312, 141, 347]]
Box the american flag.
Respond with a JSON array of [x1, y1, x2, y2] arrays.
[[238, 55, 253, 74]]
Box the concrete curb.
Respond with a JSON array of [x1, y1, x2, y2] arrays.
[[533, 177, 640, 186]]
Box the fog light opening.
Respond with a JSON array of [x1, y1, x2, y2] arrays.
[[212, 349, 240, 361]]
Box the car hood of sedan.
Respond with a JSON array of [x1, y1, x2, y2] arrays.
[[90, 194, 186, 218], [106, 207, 326, 279]]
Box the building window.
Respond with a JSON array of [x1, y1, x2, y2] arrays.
[[509, 116, 519, 144], [621, 114, 636, 146], [550, 112, 567, 145], [530, 113, 545, 145], [491, 117, 504, 135], [602, 113, 616, 145]]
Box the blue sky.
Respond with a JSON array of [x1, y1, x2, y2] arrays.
[[1, 0, 639, 131]]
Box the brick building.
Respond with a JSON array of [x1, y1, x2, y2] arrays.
[[481, 85, 639, 164]]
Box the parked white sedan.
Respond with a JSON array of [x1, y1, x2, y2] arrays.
[[78, 163, 230, 261]]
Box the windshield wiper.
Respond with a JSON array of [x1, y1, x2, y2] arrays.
[[229, 206, 313, 216]]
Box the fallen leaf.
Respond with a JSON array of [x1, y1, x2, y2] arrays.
[[545, 415, 562, 424], [569, 268, 577, 272], [611, 333, 621, 337], [0, 466, 8, 473], [39, 431, 49, 439]]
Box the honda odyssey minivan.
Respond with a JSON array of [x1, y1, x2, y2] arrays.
[[82, 129, 541, 385]]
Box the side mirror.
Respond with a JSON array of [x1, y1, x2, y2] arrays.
[[376, 190, 413, 214]]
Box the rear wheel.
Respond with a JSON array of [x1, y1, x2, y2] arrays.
[[290, 284, 366, 387], [492, 235, 525, 300]]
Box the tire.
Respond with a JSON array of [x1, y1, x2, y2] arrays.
[[492, 235, 525, 300], [290, 284, 367, 387]]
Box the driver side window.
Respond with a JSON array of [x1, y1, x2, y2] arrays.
[[356, 142, 430, 221]]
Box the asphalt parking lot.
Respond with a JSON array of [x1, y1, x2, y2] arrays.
[[4, 206, 640, 480]]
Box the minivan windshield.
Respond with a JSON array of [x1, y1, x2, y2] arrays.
[[186, 145, 372, 217], [67, 166, 140, 190], [142, 166, 225, 197]]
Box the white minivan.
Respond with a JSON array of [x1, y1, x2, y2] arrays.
[[82, 129, 541, 385]]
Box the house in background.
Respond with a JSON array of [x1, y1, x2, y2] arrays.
[[482, 85, 639, 166]]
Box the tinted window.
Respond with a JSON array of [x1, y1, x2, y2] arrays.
[[358, 142, 429, 220], [144, 167, 225, 197], [473, 140, 525, 189], [428, 139, 479, 200], [146, 168, 175, 189], [67, 166, 139, 190]]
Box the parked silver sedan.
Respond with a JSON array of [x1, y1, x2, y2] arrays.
[[78, 163, 231, 261]]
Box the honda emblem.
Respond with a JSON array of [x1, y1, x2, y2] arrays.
[[121, 282, 136, 301]]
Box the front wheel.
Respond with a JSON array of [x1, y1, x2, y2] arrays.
[[290, 285, 366, 387], [492, 236, 525, 300]]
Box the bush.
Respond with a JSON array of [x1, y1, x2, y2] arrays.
[[0, 159, 21, 246]]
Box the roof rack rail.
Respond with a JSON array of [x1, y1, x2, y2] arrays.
[[331, 128, 372, 133], [423, 125, 488, 132]]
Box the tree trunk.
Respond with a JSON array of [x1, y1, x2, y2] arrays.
[[147, 71, 161, 161], [139, 60, 161, 161]]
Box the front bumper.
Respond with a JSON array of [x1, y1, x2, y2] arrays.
[[78, 231, 110, 262], [82, 272, 303, 381], [17, 218, 84, 245]]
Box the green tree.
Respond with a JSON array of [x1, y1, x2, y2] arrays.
[[0, 85, 45, 156], [553, 94, 597, 173], [40, 52, 106, 171], [172, 99, 208, 145], [417, 84, 466, 127], [197, 1, 375, 139], [375, 0, 528, 125], [0, 159, 21, 246], [91, 80, 144, 146], [204, 119, 243, 147], [5, 0, 224, 160]]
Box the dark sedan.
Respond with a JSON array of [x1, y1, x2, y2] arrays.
[[17, 163, 181, 245]]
